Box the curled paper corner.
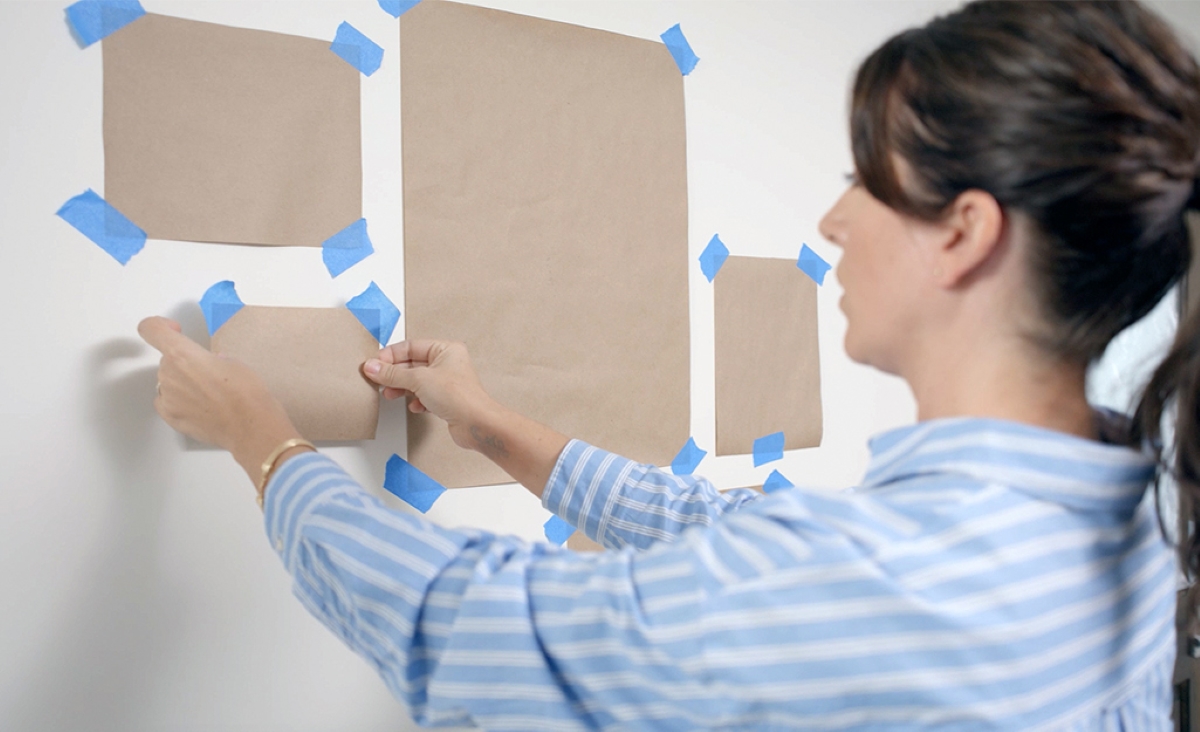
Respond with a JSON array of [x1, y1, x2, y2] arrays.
[[56, 188, 146, 265], [670, 436, 707, 476], [347, 281, 401, 345], [752, 431, 785, 467], [797, 243, 832, 286], [199, 281, 245, 337], [383, 454, 445, 513], [699, 234, 729, 283], [323, 218, 374, 278], [543, 515, 574, 546], [65, 0, 145, 48], [330, 21, 384, 76], [762, 469, 794, 494], [378, 0, 421, 18], [660, 23, 699, 76]]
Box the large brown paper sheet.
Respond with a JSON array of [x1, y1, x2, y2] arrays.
[[211, 307, 380, 441], [401, 1, 691, 487], [103, 14, 361, 247], [715, 256, 822, 455]]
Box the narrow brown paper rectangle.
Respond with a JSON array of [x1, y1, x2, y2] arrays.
[[211, 307, 380, 441], [715, 256, 822, 455], [103, 13, 362, 247], [401, 1, 691, 487]]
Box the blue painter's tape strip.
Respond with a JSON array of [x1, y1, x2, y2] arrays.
[[199, 281, 244, 337], [347, 281, 400, 345], [330, 21, 383, 76], [752, 431, 785, 467], [56, 189, 146, 265], [670, 436, 707, 476], [543, 515, 574, 546], [378, 0, 421, 18], [65, 0, 145, 47], [660, 24, 699, 76], [322, 218, 374, 278], [699, 233, 729, 283], [762, 469, 794, 494], [383, 454, 445, 513], [797, 243, 832, 286]]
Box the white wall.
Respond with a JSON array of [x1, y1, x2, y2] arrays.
[[0, 1, 1190, 730]]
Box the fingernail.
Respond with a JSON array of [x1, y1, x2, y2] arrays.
[[364, 359, 381, 375]]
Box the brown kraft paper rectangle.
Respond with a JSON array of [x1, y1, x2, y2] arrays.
[[401, 1, 691, 487], [211, 307, 380, 441], [103, 13, 361, 247], [715, 256, 822, 456]]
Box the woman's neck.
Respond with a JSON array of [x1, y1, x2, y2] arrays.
[[905, 331, 1095, 440]]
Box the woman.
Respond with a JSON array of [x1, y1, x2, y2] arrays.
[[139, 1, 1200, 728]]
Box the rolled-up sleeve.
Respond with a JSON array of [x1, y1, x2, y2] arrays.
[[542, 439, 764, 550]]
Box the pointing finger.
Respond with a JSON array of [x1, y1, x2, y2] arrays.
[[138, 316, 204, 357]]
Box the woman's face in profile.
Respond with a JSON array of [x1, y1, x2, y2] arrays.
[[818, 181, 939, 376]]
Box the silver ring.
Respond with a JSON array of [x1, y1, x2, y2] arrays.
[[156, 382, 162, 396]]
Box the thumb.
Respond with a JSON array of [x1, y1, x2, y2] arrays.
[[363, 358, 420, 390]]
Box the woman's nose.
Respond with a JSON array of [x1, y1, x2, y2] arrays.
[[818, 190, 850, 249]]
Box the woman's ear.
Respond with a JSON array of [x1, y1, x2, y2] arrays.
[[927, 189, 1005, 289]]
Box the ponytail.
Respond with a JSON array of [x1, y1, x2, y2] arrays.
[[1135, 205, 1200, 635]]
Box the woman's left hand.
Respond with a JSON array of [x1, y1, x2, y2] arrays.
[[138, 316, 301, 479]]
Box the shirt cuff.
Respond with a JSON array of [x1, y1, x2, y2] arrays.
[[541, 439, 635, 545], [262, 451, 362, 573]]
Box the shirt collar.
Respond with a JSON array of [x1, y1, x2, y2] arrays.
[[861, 414, 1157, 514]]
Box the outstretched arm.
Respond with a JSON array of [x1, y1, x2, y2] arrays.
[[363, 340, 763, 550]]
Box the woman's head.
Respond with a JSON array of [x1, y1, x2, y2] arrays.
[[841, 0, 1200, 365], [830, 0, 1200, 631]]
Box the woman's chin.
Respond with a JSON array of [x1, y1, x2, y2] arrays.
[[843, 331, 868, 366]]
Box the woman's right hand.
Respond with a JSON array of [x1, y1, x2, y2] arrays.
[[365, 340, 569, 496], [363, 341, 503, 452]]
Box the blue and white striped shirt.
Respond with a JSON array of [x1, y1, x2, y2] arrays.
[[264, 417, 1175, 730]]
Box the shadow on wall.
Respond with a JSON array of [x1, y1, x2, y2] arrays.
[[6, 316, 198, 730]]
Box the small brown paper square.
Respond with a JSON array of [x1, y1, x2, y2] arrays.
[[211, 307, 380, 441], [103, 13, 362, 247], [715, 256, 822, 455], [401, 1, 691, 487]]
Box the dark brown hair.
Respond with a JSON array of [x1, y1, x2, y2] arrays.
[[850, 1, 1200, 630]]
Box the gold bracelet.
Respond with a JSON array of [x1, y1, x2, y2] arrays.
[[257, 438, 316, 509]]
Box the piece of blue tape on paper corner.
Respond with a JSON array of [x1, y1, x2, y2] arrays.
[[330, 22, 383, 76], [56, 189, 146, 265], [322, 218, 374, 278], [762, 469, 794, 494], [347, 281, 400, 345], [699, 234, 729, 282], [660, 24, 699, 76], [199, 281, 245, 337], [797, 244, 832, 286], [543, 515, 574, 546], [378, 0, 421, 17], [65, 0, 145, 47], [671, 437, 707, 476], [383, 454, 445, 513], [752, 431, 785, 467]]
